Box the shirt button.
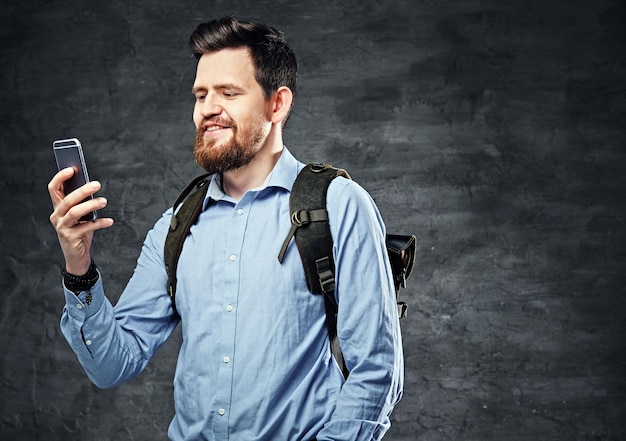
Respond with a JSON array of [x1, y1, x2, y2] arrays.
[[76, 304, 83, 310], [237, 208, 244, 215], [218, 408, 226, 416], [85, 340, 92, 346], [223, 356, 230, 363], [229, 254, 237, 261], [226, 305, 233, 312]]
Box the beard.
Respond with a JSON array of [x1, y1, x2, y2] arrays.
[[194, 115, 267, 174]]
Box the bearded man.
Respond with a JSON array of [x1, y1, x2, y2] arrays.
[[48, 16, 403, 441]]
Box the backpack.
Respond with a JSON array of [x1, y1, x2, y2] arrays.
[[164, 163, 416, 378]]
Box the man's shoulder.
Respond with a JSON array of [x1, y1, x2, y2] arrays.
[[327, 173, 371, 202]]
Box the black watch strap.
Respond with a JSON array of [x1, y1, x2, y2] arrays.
[[62, 259, 99, 294]]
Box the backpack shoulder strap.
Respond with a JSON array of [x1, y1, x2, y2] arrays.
[[278, 163, 351, 294], [164, 174, 212, 314], [278, 163, 351, 378]]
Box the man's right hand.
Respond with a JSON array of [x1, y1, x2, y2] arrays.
[[48, 167, 114, 275]]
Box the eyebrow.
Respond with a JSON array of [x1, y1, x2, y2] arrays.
[[192, 84, 246, 95]]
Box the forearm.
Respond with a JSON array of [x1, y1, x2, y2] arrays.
[[60, 275, 148, 388], [59, 213, 179, 388]]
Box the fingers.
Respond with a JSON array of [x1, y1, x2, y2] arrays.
[[49, 174, 102, 219], [48, 167, 100, 208], [48, 167, 74, 206], [48, 168, 114, 230], [65, 197, 109, 225], [56, 215, 114, 242], [50, 195, 112, 229]]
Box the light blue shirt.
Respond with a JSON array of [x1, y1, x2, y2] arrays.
[[60, 148, 404, 441]]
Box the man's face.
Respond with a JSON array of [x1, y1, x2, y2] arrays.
[[192, 48, 272, 173]]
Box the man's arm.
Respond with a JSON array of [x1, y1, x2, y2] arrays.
[[59, 274, 148, 388], [49, 169, 178, 387], [58, 216, 180, 387], [317, 179, 404, 441]]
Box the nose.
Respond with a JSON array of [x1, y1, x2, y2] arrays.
[[200, 93, 222, 118]]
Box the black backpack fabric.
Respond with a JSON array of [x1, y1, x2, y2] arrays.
[[164, 163, 415, 378]]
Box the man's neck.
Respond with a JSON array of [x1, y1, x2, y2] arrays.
[[222, 130, 284, 201]]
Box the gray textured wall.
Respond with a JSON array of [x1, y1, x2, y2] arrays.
[[1, 0, 625, 440]]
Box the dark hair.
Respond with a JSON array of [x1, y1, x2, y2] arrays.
[[189, 16, 298, 102]]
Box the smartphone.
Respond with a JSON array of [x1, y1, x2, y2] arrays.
[[53, 138, 98, 221]]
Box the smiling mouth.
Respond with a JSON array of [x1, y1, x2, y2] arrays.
[[203, 125, 233, 139], [206, 125, 228, 132]]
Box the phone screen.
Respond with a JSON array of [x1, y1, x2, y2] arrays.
[[53, 138, 97, 221]]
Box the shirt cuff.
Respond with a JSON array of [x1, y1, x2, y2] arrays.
[[62, 270, 105, 320], [316, 418, 384, 441]]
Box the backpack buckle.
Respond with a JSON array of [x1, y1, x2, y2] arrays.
[[316, 256, 336, 294], [291, 210, 311, 226], [310, 163, 332, 173]]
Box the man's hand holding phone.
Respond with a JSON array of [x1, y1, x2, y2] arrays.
[[48, 141, 114, 276]]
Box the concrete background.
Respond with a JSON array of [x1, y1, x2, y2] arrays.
[[1, 0, 625, 439]]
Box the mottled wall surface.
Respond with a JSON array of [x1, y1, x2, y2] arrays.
[[1, 0, 625, 440]]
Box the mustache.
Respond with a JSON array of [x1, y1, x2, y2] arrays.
[[201, 116, 237, 128]]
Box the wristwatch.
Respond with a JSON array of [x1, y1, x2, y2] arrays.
[[62, 259, 99, 294]]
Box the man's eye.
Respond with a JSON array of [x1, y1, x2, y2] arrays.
[[196, 95, 206, 102]]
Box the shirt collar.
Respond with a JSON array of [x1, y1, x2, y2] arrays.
[[203, 147, 303, 209]]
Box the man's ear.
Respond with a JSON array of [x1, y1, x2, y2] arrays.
[[270, 86, 293, 125]]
